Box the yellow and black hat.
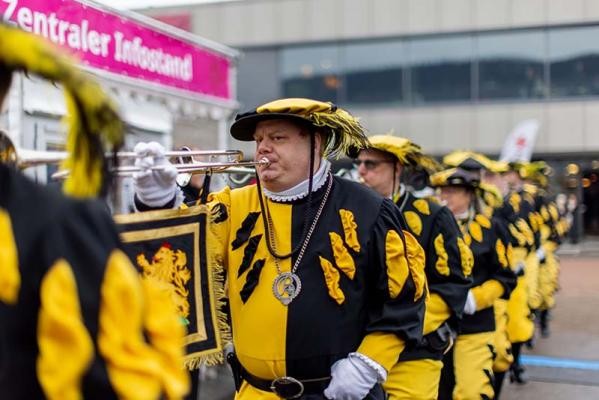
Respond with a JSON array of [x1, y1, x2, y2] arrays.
[[430, 167, 480, 188], [0, 22, 123, 198], [521, 161, 552, 187], [443, 150, 508, 174], [366, 134, 440, 173], [230, 98, 368, 158]]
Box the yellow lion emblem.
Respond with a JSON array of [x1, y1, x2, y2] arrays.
[[137, 243, 191, 320]]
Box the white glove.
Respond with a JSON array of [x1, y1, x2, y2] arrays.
[[536, 247, 546, 263], [324, 352, 385, 400], [463, 290, 477, 315], [132, 141, 179, 207]]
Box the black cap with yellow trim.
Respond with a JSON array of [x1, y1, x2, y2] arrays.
[[443, 150, 508, 173], [230, 98, 368, 158], [366, 134, 441, 173], [430, 167, 480, 188]]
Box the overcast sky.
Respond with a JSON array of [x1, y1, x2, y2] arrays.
[[93, 0, 235, 10]]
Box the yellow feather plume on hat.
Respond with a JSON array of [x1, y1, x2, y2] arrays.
[[231, 98, 369, 159], [367, 134, 441, 173], [0, 23, 123, 198]]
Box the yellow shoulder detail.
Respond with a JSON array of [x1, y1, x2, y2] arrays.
[[385, 230, 409, 299], [475, 214, 492, 229], [38, 259, 94, 400], [412, 199, 431, 215], [0, 209, 20, 304], [339, 209, 360, 252], [403, 211, 423, 236], [463, 233, 472, 246], [469, 221, 483, 243], [329, 232, 356, 279], [433, 233, 450, 276], [457, 237, 474, 276], [319, 256, 345, 305], [495, 239, 509, 268], [404, 231, 427, 301]]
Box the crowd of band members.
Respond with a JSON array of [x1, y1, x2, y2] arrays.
[[1, 23, 571, 400]]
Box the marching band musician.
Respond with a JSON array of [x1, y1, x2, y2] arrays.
[[443, 151, 534, 396], [355, 135, 472, 400], [132, 98, 427, 400], [431, 167, 517, 400], [0, 23, 189, 399]]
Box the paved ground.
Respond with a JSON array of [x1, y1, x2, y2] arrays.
[[197, 254, 599, 400], [502, 255, 599, 399]]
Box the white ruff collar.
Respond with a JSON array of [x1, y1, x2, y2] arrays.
[[263, 159, 331, 202]]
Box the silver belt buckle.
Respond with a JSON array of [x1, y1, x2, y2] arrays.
[[270, 376, 304, 399]]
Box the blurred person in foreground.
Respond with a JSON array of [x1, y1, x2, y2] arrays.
[[132, 98, 427, 400], [430, 167, 517, 400], [356, 135, 472, 400], [0, 23, 188, 399]]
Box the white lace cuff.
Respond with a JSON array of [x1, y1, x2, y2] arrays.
[[349, 352, 387, 383]]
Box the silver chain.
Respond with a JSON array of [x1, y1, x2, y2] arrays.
[[266, 173, 333, 275]]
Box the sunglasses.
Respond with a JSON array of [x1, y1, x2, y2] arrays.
[[353, 159, 394, 170]]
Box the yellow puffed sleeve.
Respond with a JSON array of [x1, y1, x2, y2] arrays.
[[0, 209, 20, 304], [358, 332, 406, 373], [385, 230, 410, 299], [471, 280, 505, 311], [37, 259, 94, 400], [98, 250, 164, 400], [141, 277, 190, 399], [423, 293, 451, 335]]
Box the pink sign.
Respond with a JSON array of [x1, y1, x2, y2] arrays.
[[1, 0, 232, 100]]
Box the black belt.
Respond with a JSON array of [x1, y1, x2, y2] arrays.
[[241, 369, 331, 399]]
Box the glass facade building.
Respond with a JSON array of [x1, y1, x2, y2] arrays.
[[237, 24, 599, 109]]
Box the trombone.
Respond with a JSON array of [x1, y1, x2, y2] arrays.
[[0, 130, 268, 179]]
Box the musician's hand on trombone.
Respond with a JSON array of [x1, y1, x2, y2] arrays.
[[133, 141, 179, 207]]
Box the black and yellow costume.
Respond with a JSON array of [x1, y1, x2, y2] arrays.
[[0, 23, 188, 399], [0, 166, 188, 399], [432, 168, 517, 400], [208, 176, 426, 399], [205, 99, 427, 399], [365, 136, 472, 400]]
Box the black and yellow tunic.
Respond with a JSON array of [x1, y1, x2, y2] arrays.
[[208, 176, 426, 384], [459, 212, 517, 334], [0, 165, 188, 399], [395, 191, 473, 360]]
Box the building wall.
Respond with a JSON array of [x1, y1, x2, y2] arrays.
[[183, 0, 599, 47], [145, 0, 599, 157]]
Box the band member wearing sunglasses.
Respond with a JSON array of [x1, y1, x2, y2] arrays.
[[356, 135, 472, 400]]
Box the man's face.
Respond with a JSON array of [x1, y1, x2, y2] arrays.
[[439, 186, 472, 215], [356, 149, 400, 198], [253, 119, 321, 192]]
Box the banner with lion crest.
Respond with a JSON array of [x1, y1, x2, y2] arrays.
[[114, 205, 229, 369]]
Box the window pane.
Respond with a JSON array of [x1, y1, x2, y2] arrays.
[[549, 26, 599, 97], [280, 45, 341, 102], [237, 49, 280, 108], [478, 31, 547, 100], [408, 36, 473, 103], [342, 40, 405, 105]]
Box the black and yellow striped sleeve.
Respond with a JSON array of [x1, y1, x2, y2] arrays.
[[471, 217, 517, 310], [358, 199, 426, 371], [424, 207, 472, 330]]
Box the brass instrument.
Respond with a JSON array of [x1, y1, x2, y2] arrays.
[[0, 130, 268, 179]]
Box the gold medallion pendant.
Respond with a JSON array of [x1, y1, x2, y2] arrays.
[[273, 272, 302, 306]]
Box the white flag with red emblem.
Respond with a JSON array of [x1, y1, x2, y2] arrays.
[[499, 119, 540, 162]]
